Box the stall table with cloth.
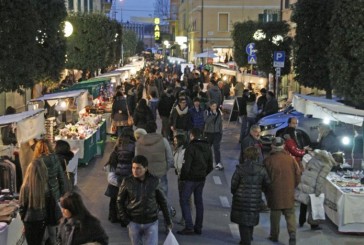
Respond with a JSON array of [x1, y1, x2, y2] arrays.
[[61, 120, 106, 165], [324, 172, 364, 232]]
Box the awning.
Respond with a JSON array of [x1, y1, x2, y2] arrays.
[[30, 90, 88, 102], [194, 51, 218, 58], [292, 94, 364, 126], [0, 109, 44, 125]]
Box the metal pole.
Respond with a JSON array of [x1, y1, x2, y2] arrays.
[[200, 0, 204, 53]]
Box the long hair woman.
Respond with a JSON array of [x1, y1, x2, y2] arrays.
[[33, 139, 65, 244], [57, 192, 108, 245], [19, 159, 49, 245], [133, 98, 154, 130]]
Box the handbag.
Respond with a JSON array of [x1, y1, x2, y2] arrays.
[[126, 106, 134, 126], [63, 159, 74, 192], [309, 193, 326, 220], [163, 230, 179, 245]]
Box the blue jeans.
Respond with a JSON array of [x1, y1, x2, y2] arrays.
[[128, 220, 158, 245], [179, 180, 205, 231]]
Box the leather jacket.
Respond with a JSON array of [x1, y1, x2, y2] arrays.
[[117, 172, 172, 226]]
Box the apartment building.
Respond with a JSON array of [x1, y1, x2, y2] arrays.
[[177, 0, 281, 62], [66, 0, 110, 13]]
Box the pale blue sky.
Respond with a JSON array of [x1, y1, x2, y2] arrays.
[[111, 0, 155, 23]]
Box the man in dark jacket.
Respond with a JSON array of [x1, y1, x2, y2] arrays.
[[240, 124, 264, 164], [169, 98, 192, 137], [177, 128, 213, 235], [238, 89, 250, 143], [158, 88, 175, 139], [117, 155, 172, 245]]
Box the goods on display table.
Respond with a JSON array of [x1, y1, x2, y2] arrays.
[[0, 202, 24, 245], [324, 171, 364, 232], [55, 112, 106, 165]]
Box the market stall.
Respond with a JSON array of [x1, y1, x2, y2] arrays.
[[29, 90, 106, 165], [324, 172, 364, 232]]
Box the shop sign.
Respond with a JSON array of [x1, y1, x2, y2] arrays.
[[154, 18, 160, 41]]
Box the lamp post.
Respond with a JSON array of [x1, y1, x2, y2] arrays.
[[200, 0, 204, 53]]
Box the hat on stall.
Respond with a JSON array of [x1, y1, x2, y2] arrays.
[[272, 137, 285, 148]]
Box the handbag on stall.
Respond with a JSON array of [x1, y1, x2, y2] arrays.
[[309, 193, 326, 220]]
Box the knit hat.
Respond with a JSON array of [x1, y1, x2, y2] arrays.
[[134, 128, 147, 140], [272, 137, 285, 148]]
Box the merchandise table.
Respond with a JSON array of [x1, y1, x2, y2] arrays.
[[324, 172, 364, 232], [0, 213, 25, 245], [64, 120, 106, 165]]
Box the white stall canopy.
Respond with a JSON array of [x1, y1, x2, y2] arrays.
[[0, 109, 45, 143], [29, 89, 89, 113], [292, 94, 364, 126]]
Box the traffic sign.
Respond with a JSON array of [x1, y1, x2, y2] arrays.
[[248, 55, 257, 64], [275, 67, 281, 76], [246, 43, 256, 56], [273, 51, 285, 67]]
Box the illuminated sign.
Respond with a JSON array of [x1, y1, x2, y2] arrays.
[[154, 18, 160, 41]]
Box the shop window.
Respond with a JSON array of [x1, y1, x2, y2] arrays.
[[218, 13, 229, 32]]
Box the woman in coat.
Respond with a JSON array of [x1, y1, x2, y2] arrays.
[[112, 91, 128, 137], [295, 150, 336, 230], [58, 191, 108, 245], [19, 160, 60, 245], [133, 98, 154, 130], [33, 139, 65, 245], [104, 127, 135, 223], [55, 140, 75, 192], [231, 146, 270, 245]]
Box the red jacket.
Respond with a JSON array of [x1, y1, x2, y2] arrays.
[[284, 138, 305, 164]]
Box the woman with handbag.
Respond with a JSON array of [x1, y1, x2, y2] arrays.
[[112, 91, 129, 137], [295, 150, 336, 230], [19, 159, 61, 245], [33, 139, 65, 244], [57, 191, 108, 245]]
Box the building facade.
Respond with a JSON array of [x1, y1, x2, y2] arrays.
[[177, 0, 281, 62], [66, 0, 109, 13]]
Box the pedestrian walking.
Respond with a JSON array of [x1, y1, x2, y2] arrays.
[[231, 146, 270, 245], [177, 128, 213, 235], [117, 155, 173, 245], [264, 137, 301, 245]]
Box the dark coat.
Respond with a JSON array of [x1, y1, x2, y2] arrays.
[[318, 131, 339, 153], [240, 134, 264, 163], [57, 216, 108, 245], [117, 172, 172, 226], [180, 139, 213, 181], [112, 96, 128, 121], [169, 105, 192, 131], [158, 93, 175, 117], [133, 107, 154, 129], [230, 160, 270, 226]]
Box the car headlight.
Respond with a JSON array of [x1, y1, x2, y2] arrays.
[[261, 122, 284, 131]]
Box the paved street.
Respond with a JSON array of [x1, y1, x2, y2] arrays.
[[75, 118, 364, 245]]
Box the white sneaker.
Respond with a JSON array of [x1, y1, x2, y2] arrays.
[[215, 163, 224, 170]]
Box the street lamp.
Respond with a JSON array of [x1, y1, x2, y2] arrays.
[[64, 21, 73, 37], [253, 29, 266, 41]]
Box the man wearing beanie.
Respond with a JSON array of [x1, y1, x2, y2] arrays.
[[263, 137, 301, 245]]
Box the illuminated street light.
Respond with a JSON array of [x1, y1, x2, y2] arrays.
[[272, 35, 283, 45], [64, 21, 73, 37], [253, 29, 266, 40]]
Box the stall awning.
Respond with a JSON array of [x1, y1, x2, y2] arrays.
[[30, 89, 88, 102], [95, 70, 125, 79], [219, 68, 237, 76], [0, 109, 44, 125], [0, 109, 45, 143], [292, 94, 364, 126]]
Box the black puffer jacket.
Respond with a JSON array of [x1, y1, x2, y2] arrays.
[[230, 160, 270, 226], [180, 139, 213, 181], [117, 172, 172, 226], [133, 107, 154, 129]]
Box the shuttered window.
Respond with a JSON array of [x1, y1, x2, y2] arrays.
[[219, 13, 228, 32]]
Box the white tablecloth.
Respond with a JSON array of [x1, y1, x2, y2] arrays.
[[324, 173, 364, 232]]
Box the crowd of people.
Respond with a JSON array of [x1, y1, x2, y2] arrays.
[[15, 60, 345, 245]]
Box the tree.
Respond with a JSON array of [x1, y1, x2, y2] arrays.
[[136, 40, 145, 55], [122, 29, 137, 63], [154, 0, 170, 19], [65, 13, 122, 76], [0, 0, 67, 92], [231, 21, 257, 68], [292, 0, 334, 98], [231, 21, 291, 76], [254, 21, 292, 76], [328, 0, 364, 106]]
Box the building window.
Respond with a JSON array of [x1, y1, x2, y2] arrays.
[[218, 13, 229, 32], [285, 0, 290, 9], [259, 10, 279, 23]]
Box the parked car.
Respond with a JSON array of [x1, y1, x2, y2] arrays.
[[258, 105, 362, 154]]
